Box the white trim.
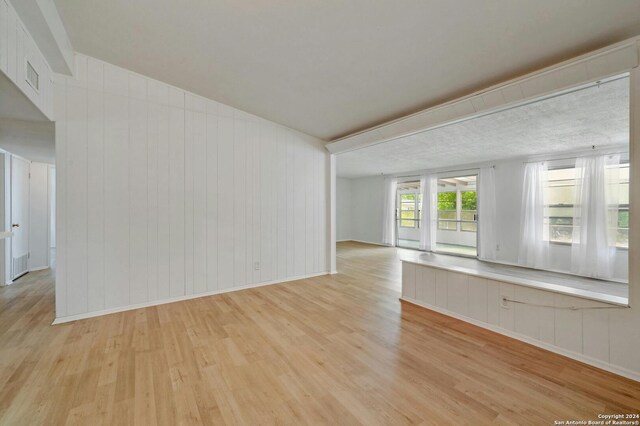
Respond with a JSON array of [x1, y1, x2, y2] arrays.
[[327, 37, 640, 154], [52, 271, 330, 324], [338, 239, 389, 247], [401, 258, 628, 306], [28, 266, 48, 272], [400, 296, 640, 383]]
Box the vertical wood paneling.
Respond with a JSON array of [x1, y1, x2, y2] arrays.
[[251, 122, 261, 284], [276, 128, 287, 279], [146, 101, 159, 301], [446, 272, 468, 316], [169, 101, 185, 298], [205, 113, 218, 292], [305, 140, 314, 275], [416, 266, 436, 305], [583, 309, 609, 362], [486, 280, 501, 326], [65, 84, 88, 315], [217, 116, 234, 288], [54, 75, 67, 317], [293, 137, 305, 276], [244, 121, 255, 285], [87, 62, 105, 312], [192, 111, 207, 294], [435, 269, 447, 308], [467, 276, 488, 322], [401, 262, 416, 299], [259, 123, 273, 282], [233, 120, 246, 287], [184, 109, 194, 295], [319, 150, 327, 271], [129, 77, 148, 305], [103, 89, 129, 309], [286, 130, 295, 277], [156, 100, 170, 300], [55, 54, 329, 321], [498, 284, 515, 331], [554, 294, 583, 353]]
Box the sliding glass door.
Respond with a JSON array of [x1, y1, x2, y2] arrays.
[[435, 175, 478, 256], [396, 182, 421, 249]]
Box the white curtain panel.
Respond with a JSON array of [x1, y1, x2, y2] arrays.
[[381, 177, 398, 246], [571, 154, 620, 279], [478, 167, 497, 261], [419, 175, 437, 251], [518, 162, 548, 269]]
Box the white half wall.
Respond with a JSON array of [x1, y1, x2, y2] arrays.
[[28, 161, 49, 270], [54, 54, 329, 321]]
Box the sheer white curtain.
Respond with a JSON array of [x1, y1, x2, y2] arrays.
[[478, 167, 497, 261], [382, 177, 398, 246], [571, 154, 620, 279], [419, 175, 437, 251], [518, 162, 548, 269]]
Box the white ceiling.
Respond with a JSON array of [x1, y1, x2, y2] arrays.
[[0, 118, 55, 164], [53, 0, 640, 140], [336, 77, 629, 178]]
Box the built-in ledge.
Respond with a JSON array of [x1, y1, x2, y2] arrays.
[[400, 252, 628, 306]]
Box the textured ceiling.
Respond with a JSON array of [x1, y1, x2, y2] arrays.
[[336, 78, 629, 178], [53, 0, 640, 140]]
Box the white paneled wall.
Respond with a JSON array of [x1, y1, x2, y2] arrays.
[[401, 261, 640, 381], [54, 54, 329, 322], [0, 0, 54, 119]]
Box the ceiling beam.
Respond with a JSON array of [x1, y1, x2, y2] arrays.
[[326, 37, 640, 155]]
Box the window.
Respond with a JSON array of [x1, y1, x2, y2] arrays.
[[437, 192, 457, 230], [461, 191, 477, 232], [544, 162, 629, 248]]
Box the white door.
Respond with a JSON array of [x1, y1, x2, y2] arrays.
[[11, 156, 29, 280]]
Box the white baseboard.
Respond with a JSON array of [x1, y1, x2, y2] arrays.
[[29, 266, 49, 272], [400, 296, 640, 383], [52, 271, 330, 325], [338, 239, 390, 247]]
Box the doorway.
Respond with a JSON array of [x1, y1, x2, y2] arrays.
[[435, 174, 477, 257], [10, 156, 30, 280]]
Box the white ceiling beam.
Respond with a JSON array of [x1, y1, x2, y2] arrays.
[[326, 37, 640, 155]]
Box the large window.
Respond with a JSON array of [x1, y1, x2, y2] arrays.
[[544, 162, 629, 248]]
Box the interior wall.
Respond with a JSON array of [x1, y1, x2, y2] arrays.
[[336, 177, 352, 241], [348, 175, 384, 245], [28, 161, 49, 270], [54, 54, 329, 321]]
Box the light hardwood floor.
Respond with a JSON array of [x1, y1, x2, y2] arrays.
[[0, 241, 638, 425]]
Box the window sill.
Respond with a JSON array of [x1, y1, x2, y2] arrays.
[[400, 253, 628, 307]]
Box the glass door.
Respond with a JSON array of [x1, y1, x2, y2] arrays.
[[396, 182, 421, 250], [435, 175, 478, 257]]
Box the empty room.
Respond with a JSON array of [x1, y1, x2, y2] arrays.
[[0, 0, 639, 424]]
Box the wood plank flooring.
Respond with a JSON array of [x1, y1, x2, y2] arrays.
[[0, 241, 638, 425]]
